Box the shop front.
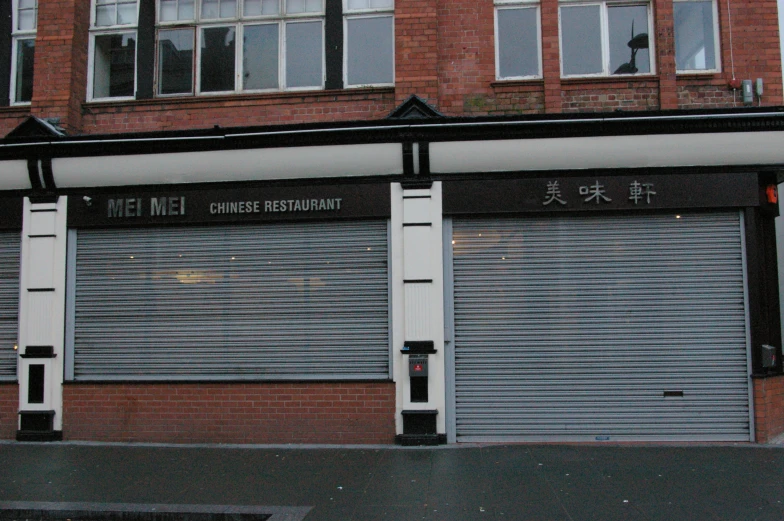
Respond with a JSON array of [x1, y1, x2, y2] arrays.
[[59, 182, 396, 443], [0, 198, 21, 440], [3, 109, 784, 444], [442, 173, 766, 442]]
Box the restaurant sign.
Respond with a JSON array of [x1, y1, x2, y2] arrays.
[[68, 183, 390, 227], [443, 173, 759, 215]]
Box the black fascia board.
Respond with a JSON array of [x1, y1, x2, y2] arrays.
[[1, 106, 784, 161]]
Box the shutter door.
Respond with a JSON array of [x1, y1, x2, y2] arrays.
[[72, 220, 389, 380], [452, 212, 750, 441], [0, 231, 20, 380]]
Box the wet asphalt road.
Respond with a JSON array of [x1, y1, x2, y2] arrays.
[[1, 441, 784, 520]]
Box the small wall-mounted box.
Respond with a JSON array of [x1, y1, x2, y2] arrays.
[[409, 355, 429, 377], [761, 344, 778, 369]]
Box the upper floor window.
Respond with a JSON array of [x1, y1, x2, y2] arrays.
[[11, 0, 37, 104], [494, 0, 541, 80], [674, 0, 719, 72], [88, 0, 139, 100], [157, 0, 325, 96], [344, 0, 394, 87], [559, 0, 652, 77], [87, 0, 393, 101]]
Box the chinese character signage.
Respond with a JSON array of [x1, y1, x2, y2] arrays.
[[443, 173, 758, 215], [542, 179, 657, 206]]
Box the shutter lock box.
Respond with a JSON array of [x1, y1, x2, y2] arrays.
[[761, 344, 778, 369], [409, 355, 429, 377], [409, 355, 429, 403]]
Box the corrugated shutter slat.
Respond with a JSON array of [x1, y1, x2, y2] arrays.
[[0, 231, 19, 380], [452, 213, 750, 441], [73, 221, 389, 380]]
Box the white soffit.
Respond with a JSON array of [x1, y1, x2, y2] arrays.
[[0, 160, 32, 190], [53, 143, 404, 188], [430, 132, 784, 173]]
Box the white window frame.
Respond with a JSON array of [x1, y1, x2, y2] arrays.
[[494, 0, 542, 81], [558, 0, 655, 78], [673, 0, 720, 74], [88, 0, 139, 101], [342, 0, 394, 88], [155, 0, 325, 95], [10, 0, 37, 105]]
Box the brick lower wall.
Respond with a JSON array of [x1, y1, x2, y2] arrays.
[[63, 382, 396, 444], [753, 376, 784, 443], [561, 80, 659, 113], [0, 383, 18, 439], [79, 90, 396, 134], [677, 84, 739, 110], [0, 110, 31, 136], [460, 87, 545, 116]]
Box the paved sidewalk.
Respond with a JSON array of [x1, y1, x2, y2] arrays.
[[1, 441, 784, 521]]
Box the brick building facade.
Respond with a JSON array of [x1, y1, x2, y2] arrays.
[[0, 0, 784, 444]]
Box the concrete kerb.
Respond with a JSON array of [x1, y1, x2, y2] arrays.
[[2, 439, 784, 450]]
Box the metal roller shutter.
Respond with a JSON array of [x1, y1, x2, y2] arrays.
[[451, 212, 751, 442], [0, 231, 20, 380], [70, 220, 389, 380]]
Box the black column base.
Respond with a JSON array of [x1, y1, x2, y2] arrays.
[[17, 411, 61, 441], [16, 430, 63, 442], [395, 433, 446, 446], [397, 410, 445, 445]]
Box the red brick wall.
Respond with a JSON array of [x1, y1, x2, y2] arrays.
[[654, 0, 677, 109], [714, 0, 783, 107], [677, 83, 739, 109], [32, 0, 90, 133], [541, 0, 561, 112], [0, 109, 31, 136], [0, 383, 18, 439], [1, 0, 782, 135], [63, 382, 396, 444], [562, 80, 659, 113], [425, 0, 782, 118], [754, 376, 784, 443], [396, 0, 439, 105], [436, 0, 496, 115], [80, 89, 396, 134], [460, 84, 544, 116]]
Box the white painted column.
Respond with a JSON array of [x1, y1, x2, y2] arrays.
[[17, 196, 68, 435], [390, 182, 446, 437]]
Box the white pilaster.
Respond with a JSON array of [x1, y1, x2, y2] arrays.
[[390, 183, 446, 435], [18, 197, 68, 432]]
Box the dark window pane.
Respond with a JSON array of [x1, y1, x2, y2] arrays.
[[346, 16, 393, 85], [561, 5, 602, 75], [28, 364, 44, 404], [93, 33, 136, 98], [158, 29, 194, 95], [609, 5, 649, 74], [674, 1, 716, 70], [243, 24, 279, 90], [200, 26, 236, 92], [497, 7, 539, 78], [15, 39, 35, 103], [285, 21, 322, 88]]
